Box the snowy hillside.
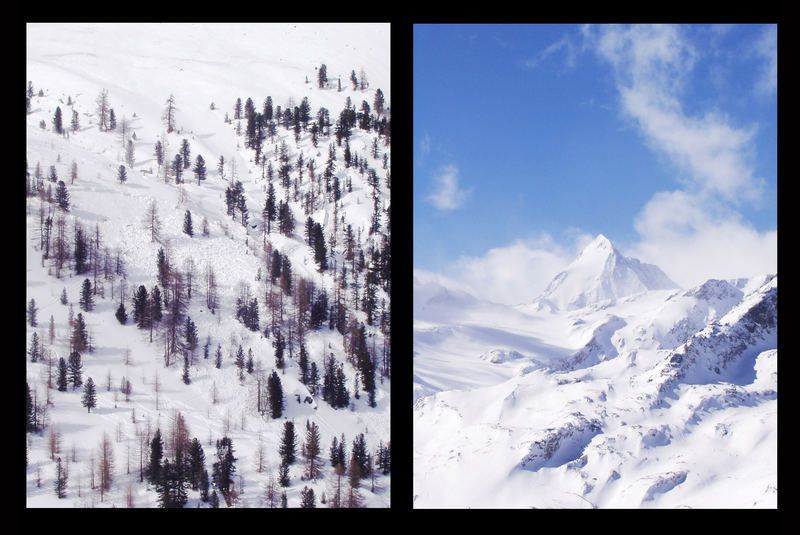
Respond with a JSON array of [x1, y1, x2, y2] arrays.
[[413, 235, 776, 508], [26, 23, 390, 508]]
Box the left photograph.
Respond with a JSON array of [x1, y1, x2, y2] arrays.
[[25, 22, 391, 508]]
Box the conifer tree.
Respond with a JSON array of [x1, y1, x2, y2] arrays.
[[182, 355, 191, 385], [115, 302, 128, 324], [55, 180, 70, 211], [72, 312, 88, 352], [187, 438, 206, 491], [212, 437, 237, 506], [279, 420, 297, 465], [273, 331, 285, 370], [54, 457, 67, 498], [57, 358, 68, 392], [53, 106, 63, 134], [183, 210, 193, 237], [300, 486, 316, 508], [28, 332, 41, 363], [163, 94, 176, 133], [68, 351, 83, 390], [82, 377, 96, 412], [267, 370, 283, 418], [180, 139, 191, 169], [149, 428, 164, 484], [303, 420, 322, 480], [193, 154, 206, 185], [27, 298, 38, 327], [117, 165, 127, 183], [215, 344, 222, 369]]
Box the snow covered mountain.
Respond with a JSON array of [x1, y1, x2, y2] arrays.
[[535, 234, 678, 311], [26, 23, 390, 508], [414, 236, 776, 508]]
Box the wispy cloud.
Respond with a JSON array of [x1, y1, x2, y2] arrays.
[[583, 24, 776, 287], [446, 233, 588, 305], [754, 25, 777, 96], [427, 164, 471, 211], [524, 33, 579, 73], [420, 133, 431, 156]]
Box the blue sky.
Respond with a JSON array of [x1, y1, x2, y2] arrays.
[[413, 24, 777, 304]]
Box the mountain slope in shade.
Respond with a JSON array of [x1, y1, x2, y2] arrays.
[[536, 234, 678, 311]]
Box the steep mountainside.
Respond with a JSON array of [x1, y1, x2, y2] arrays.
[[413, 235, 776, 508], [26, 23, 390, 508]]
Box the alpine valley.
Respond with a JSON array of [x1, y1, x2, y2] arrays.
[[413, 234, 776, 508]]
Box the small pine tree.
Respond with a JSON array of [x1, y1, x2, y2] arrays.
[[300, 486, 316, 508], [183, 210, 193, 237], [54, 457, 67, 498], [79, 278, 94, 311], [118, 165, 127, 183], [81, 377, 96, 412], [27, 298, 38, 327], [182, 355, 191, 385], [115, 302, 128, 324], [53, 106, 63, 134], [57, 358, 68, 392], [55, 181, 70, 211], [278, 420, 296, 465], [68, 351, 83, 390]]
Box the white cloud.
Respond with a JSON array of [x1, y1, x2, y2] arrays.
[[445, 234, 583, 305], [628, 191, 777, 288], [524, 34, 579, 72], [426, 164, 471, 211], [583, 24, 775, 287], [754, 25, 777, 96]]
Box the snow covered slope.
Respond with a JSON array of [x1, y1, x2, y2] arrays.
[[536, 234, 678, 311], [414, 236, 776, 508], [26, 23, 390, 508]]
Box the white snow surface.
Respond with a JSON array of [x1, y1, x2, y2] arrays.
[[26, 23, 390, 508], [414, 235, 776, 508]]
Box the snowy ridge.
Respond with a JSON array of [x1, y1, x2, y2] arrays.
[[414, 234, 776, 508]]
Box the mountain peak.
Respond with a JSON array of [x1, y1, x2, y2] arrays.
[[537, 235, 678, 310]]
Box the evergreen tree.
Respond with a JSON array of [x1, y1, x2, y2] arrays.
[[109, 108, 116, 130], [279, 420, 297, 465], [163, 94, 176, 133], [28, 332, 41, 363], [182, 355, 191, 385], [317, 64, 328, 89], [313, 222, 328, 271], [115, 302, 128, 324], [53, 106, 63, 134], [215, 344, 222, 369], [273, 331, 285, 370], [26, 382, 35, 432], [55, 180, 70, 211], [263, 182, 277, 234], [27, 298, 38, 327], [54, 457, 67, 498], [117, 164, 127, 183], [210, 489, 219, 508], [300, 486, 316, 508], [180, 139, 191, 169], [149, 428, 164, 484], [71, 313, 88, 352], [68, 351, 83, 390], [377, 441, 391, 475], [79, 278, 94, 311], [187, 438, 206, 491], [132, 285, 150, 329], [303, 420, 322, 480], [193, 154, 206, 185], [60, 287, 68, 305], [150, 285, 163, 324], [81, 377, 96, 412], [351, 433, 369, 480], [172, 154, 183, 183], [278, 461, 290, 487], [57, 358, 68, 392], [157, 459, 188, 508], [74, 226, 88, 275], [183, 210, 193, 237], [154, 140, 164, 169], [267, 370, 283, 418], [298, 344, 309, 385], [374, 88, 385, 117], [212, 437, 237, 505]]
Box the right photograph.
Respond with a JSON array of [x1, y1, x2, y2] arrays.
[[412, 24, 777, 508]]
